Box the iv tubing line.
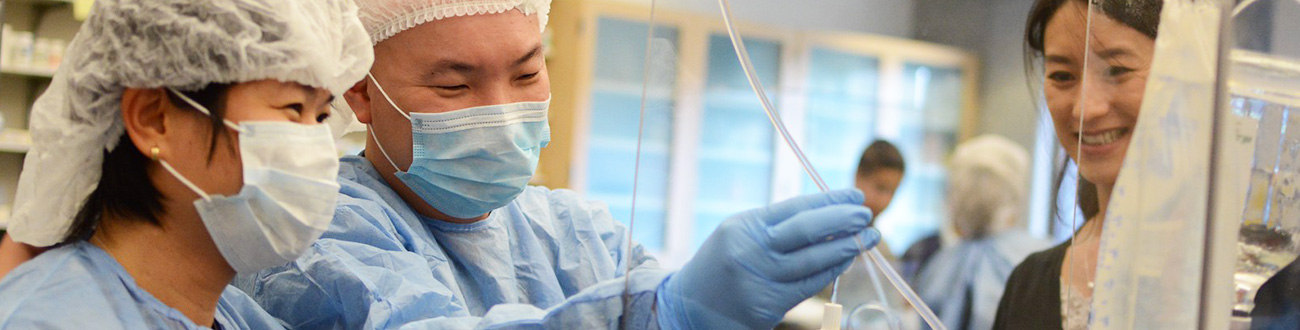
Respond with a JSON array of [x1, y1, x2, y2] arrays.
[[860, 254, 899, 330], [716, 0, 946, 328], [1063, 1, 1097, 329], [622, 2, 657, 329], [717, 0, 828, 193]]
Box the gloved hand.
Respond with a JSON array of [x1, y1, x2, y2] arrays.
[[657, 189, 881, 330]]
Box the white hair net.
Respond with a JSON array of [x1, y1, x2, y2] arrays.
[[356, 0, 552, 45], [6, 0, 374, 246], [946, 135, 1030, 239]]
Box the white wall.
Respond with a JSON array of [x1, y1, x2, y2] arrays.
[[911, 0, 1040, 151], [911, 0, 1053, 235], [1273, 0, 1300, 59], [602, 0, 915, 37]]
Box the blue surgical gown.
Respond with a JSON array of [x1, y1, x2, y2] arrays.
[[234, 156, 673, 329], [0, 241, 286, 330], [914, 230, 1051, 330]]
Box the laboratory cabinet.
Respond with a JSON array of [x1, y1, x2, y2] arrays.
[[546, 0, 978, 267]]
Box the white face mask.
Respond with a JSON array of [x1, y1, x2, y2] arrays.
[[163, 88, 340, 273]]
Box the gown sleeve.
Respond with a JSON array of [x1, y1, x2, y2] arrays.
[[237, 191, 675, 330]]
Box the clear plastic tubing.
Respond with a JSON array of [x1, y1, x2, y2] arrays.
[[714, 0, 947, 329], [622, 1, 659, 329]]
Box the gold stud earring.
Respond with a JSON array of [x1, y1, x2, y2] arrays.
[[150, 147, 160, 161]]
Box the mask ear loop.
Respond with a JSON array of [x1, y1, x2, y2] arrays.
[[165, 88, 244, 134], [366, 73, 412, 121], [362, 73, 408, 174], [157, 158, 214, 202], [158, 88, 244, 202], [367, 127, 404, 174]]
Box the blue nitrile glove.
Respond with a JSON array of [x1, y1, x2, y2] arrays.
[[657, 189, 881, 330]]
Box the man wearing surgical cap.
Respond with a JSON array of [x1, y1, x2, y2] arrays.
[[0, 0, 371, 329], [236, 0, 881, 328], [913, 135, 1050, 330]]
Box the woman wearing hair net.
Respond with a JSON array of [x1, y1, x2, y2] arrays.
[[234, 0, 880, 329], [912, 135, 1050, 330], [0, 0, 372, 328]]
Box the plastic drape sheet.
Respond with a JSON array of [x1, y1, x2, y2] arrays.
[[1089, 0, 1223, 328]]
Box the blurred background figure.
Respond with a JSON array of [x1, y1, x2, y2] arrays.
[[779, 140, 913, 330], [855, 140, 907, 261], [857, 140, 906, 219], [915, 135, 1050, 330]]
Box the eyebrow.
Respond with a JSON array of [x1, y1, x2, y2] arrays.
[[1096, 47, 1134, 59], [1045, 55, 1072, 65], [428, 45, 545, 76], [295, 84, 335, 103], [1044, 46, 1136, 65], [515, 45, 544, 66], [430, 59, 477, 75]]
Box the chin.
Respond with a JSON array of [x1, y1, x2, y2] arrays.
[[1078, 164, 1119, 189]]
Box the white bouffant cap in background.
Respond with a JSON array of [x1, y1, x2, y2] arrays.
[[355, 0, 552, 45], [946, 135, 1031, 239], [7, 0, 374, 246]]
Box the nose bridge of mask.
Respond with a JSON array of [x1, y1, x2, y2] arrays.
[[363, 72, 552, 171], [408, 98, 550, 134], [161, 89, 342, 200], [407, 102, 551, 164], [157, 122, 341, 224]]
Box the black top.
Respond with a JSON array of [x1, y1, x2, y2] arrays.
[[992, 241, 1069, 330], [1253, 259, 1300, 330], [901, 234, 942, 283], [993, 239, 1300, 330]]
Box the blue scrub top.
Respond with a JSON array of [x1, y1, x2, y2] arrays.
[[0, 242, 286, 330], [235, 156, 673, 329], [915, 231, 1051, 330]]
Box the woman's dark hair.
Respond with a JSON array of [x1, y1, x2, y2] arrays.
[[1024, 0, 1162, 222], [63, 84, 235, 243], [856, 140, 906, 177]]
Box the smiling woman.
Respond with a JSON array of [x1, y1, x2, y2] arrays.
[[991, 0, 1163, 329]]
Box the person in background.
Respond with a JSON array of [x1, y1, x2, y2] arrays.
[[851, 140, 936, 281], [856, 140, 906, 219], [854, 140, 908, 261], [234, 0, 881, 329], [993, 0, 1161, 328], [781, 140, 912, 329], [0, 0, 373, 328], [915, 135, 1051, 330]]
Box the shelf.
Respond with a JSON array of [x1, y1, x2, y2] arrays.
[[0, 129, 33, 154], [0, 65, 57, 78], [11, 0, 74, 4]]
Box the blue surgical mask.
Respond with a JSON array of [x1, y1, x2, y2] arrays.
[[366, 73, 550, 219]]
